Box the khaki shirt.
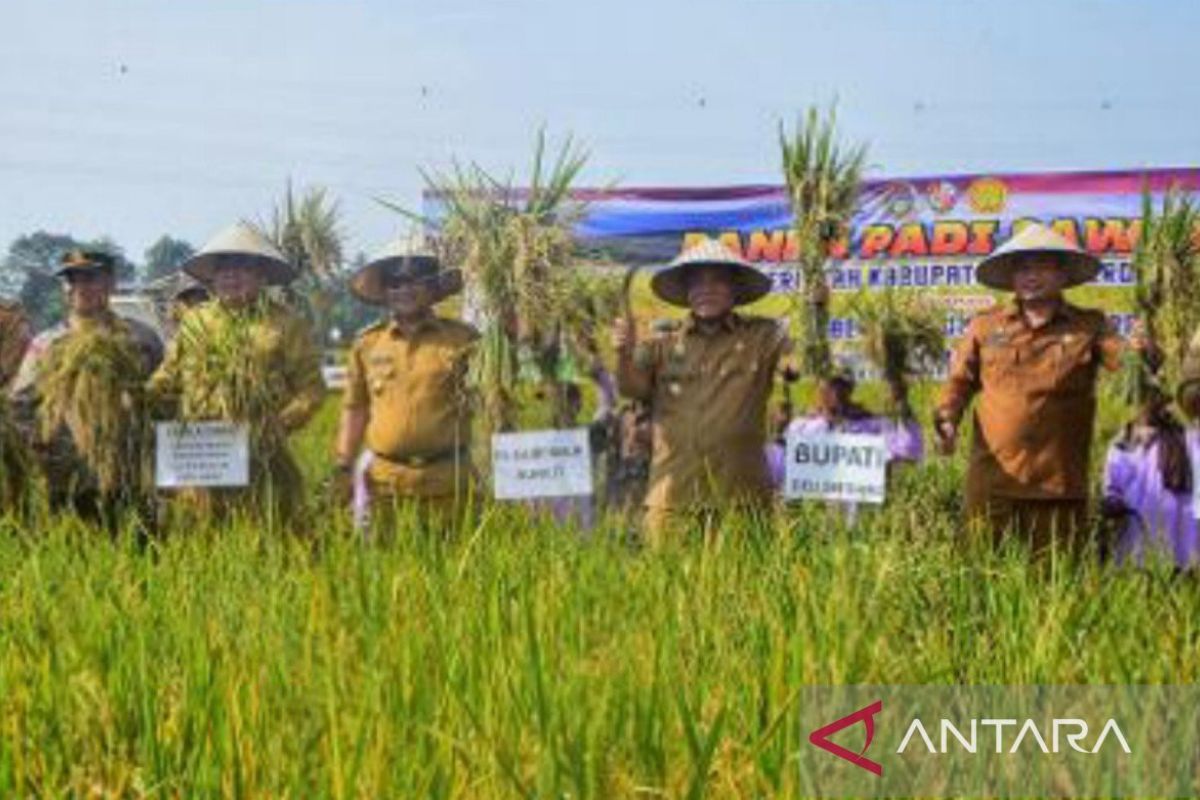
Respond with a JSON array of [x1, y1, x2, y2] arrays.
[[617, 312, 789, 510], [343, 316, 478, 496], [937, 301, 1122, 500], [0, 301, 31, 389], [148, 301, 324, 438]]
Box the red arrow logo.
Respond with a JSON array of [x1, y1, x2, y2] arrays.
[[808, 700, 883, 776]]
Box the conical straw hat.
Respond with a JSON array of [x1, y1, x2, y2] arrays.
[[183, 222, 296, 286], [976, 223, 1101, 291], [650, 238, 773, 308], [350, 235, 462, 306]]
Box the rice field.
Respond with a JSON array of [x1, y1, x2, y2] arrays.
[[0, 389, 1197, 798]]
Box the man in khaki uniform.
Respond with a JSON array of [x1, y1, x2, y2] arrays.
[[0, 298, 30, 511], [0, 298, 31, 389], [334, 239, 477, 529], [935, 223, 1124, 553], [9, 250, 163, 523], [148, 224, 324, 525], [612, 238, 791, 543]]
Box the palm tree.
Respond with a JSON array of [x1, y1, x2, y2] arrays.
[[268, 181, 345, 282], [261, 181, 346, 341], [780, 105, 868, 379]]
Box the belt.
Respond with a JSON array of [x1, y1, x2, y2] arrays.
[[373, 447, 468, 469]]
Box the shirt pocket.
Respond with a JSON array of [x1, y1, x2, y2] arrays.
[[1052, 334, 1095, 393], [656, 359, 700, 405], [367, 358, 396, 396], [979, 344, 1016, 385]]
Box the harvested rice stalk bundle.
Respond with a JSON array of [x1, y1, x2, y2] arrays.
[[419, 130, 591, 434], [168, 301, 296, 452], [558, 268, 624, 363], [1128, 184, 1200, 402], [850, 288, 945, 417], [780, 105, 868, 379], [0, 396, 31, 509], [35, 325, 149, 494]]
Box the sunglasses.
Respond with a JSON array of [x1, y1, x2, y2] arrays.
[[64, 270, 111, 285], [384, 273, 436, 290]]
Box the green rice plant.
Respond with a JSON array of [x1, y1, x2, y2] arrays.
[[780, 105, 868, 380], [167, 300, 295, 452], [1129, 183, 1200, 401], [849, 288, 946, 416], [35, 323, 150, 494], [0, 395, 31, 509], [2, 389, 1198, 797]]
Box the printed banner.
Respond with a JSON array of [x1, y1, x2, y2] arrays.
[[492, 428, 593, 500], [425, 168, 1200, 345], [784, 431, 888, 504], [155, 422, 250, 488]]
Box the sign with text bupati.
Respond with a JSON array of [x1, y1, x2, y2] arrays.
[[492, 429, 593, 500], [784, 431, 889, 504]]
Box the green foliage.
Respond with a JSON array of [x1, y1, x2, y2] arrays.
[[0, 485, 1195, 796], [266, 182, 346, 284], [0, 396, 30, 510], [1131, 184, 1200, 397], [850, 288, 946, 413], [0, 385, 1194, 795], [142, 235, 196, 283], [257, 182, 348, 344], [780, 106, 868, 379], [168, 301, 296, 451]]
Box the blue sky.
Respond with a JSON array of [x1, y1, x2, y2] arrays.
[[1, 0, 1196, 259]]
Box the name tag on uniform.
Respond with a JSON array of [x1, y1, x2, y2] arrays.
[[784, 431, 888, 504], [155, 422, 250, 488]]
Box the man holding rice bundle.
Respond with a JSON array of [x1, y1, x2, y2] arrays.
[[333, 238, 478, 531], [935, 223, 1124, 554], [148, 223, 324, 526], [0, 298, 30, 390], [612, 238, 793, 544], [0, 297, 31, 512], [9, 250, 163, 524]]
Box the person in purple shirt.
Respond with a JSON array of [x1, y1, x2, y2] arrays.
[[771, 371, 923, 518], [1100, 395, 1199, 570]]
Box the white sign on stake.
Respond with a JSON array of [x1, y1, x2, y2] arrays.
[[784, 431, 889, 504], [155, 422, 250, 488], [492, 428, 593, 500]]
